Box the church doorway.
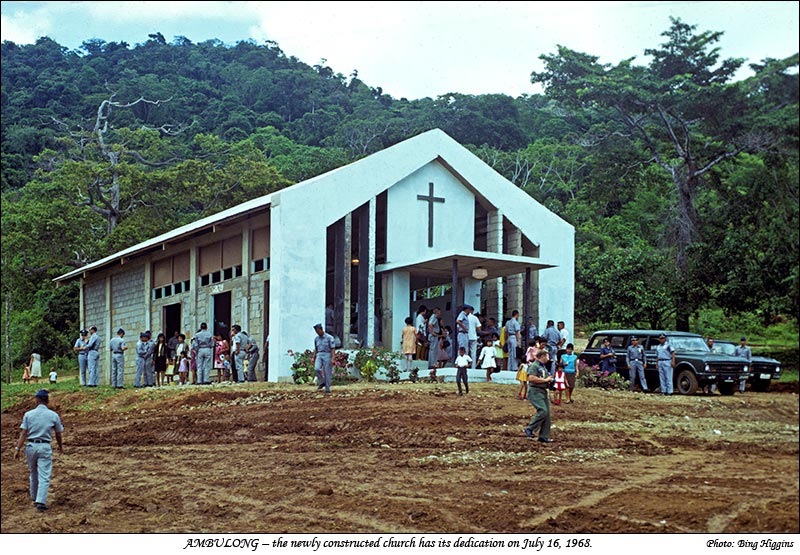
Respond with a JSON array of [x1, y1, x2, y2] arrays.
[[162, 302, 182, 339], [212, 292, 231, 341]]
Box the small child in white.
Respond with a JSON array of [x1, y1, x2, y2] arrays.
[[477, 338, 497, 383], [454, 346, 473, 396], [49, 368, 58, 384]]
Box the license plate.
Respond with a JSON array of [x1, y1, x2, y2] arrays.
[[722, 378, 734, 382], [760, 373, 772, 380]]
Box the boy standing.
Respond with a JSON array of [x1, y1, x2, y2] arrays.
[[454, 346, 472, 396]]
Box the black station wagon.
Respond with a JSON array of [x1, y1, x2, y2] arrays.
[[711, 340, 782, 392], [579, 330, 751, 396]]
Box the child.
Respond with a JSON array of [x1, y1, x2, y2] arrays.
[[516, 361, 528, 399], [477, 338, 497, 383], [49, 367, 58, 384], [401, 317, 417, 376], [177, 349, 190, 385], [553, 361, 567, 405], [492, 333, 503, 373], [454, 346, 472, 396], [560, 343, 579, 404], [22, 364, 31, 384], [525, 338, 539, 364]]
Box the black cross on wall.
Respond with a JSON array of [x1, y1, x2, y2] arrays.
[[417, 182, 445, 248]]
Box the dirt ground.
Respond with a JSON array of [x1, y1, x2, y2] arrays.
[[2, 380, 798, 534]]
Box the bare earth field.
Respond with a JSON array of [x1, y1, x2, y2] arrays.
[[2, 381, 798, 534]]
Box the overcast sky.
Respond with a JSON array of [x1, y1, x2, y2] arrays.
[[1, 1, 798, 99]]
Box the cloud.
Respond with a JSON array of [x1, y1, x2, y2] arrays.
[[0, 5, 53, 44]]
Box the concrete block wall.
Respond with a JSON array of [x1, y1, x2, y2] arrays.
[[111, 265, 146, 380]]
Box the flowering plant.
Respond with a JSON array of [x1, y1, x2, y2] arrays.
[[331, 351, 356, 385], [352, 347, 401, 383], [578, 362, 629, 391], [288, 349, 315, 384]]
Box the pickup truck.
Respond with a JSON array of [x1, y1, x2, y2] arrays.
[[579, 330, 751, 395], [711, 340, 781, 392]]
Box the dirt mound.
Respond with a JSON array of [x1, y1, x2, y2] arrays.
[[2, 382, 797, 533]]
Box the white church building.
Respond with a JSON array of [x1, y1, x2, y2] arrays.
[[55, 129, 574, 382]]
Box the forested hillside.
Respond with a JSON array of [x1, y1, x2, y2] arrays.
[[2, 20, 798, 367]]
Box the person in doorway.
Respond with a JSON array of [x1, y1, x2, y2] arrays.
[[213, 334, 229, 382], [14, 389, 64, 512]]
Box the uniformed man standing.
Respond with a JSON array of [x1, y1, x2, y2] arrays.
[[506, 310, 521, 373], [246, 335, 260, 382], [543, 320, 561, 374], [194, 323, 214, 385], [312, 323, 336, 394], [85, 326, 101, 387], [143, 331, 156, 387], [108, 328, 128, 389], [626, 336, 648, 393], [73, 329, 90, 386], [523, 350, 555, 443], [231, 325, 250, 383], [14, 389, 64, 512], [134, 332, 148, 388], [734, 336, 752, 394], [655, 333, 676, 395], [427, 307, 442, 371]]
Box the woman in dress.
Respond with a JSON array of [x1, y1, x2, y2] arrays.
[[213, 334, 229, 382], [29, 352, 42, 384]]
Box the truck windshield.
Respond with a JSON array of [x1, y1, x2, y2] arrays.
[[667, 336, 709, 352], [712, 342, 737, 356]]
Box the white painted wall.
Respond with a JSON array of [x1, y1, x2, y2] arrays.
[[386, 161, 475, 263]]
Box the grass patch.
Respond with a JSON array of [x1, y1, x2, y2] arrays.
[[0, 381, 117, 412]]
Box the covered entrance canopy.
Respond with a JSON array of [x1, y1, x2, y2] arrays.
[[378, 250, 553, 354]]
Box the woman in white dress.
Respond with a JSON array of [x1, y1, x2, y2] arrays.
[[29, 352, 42, 383]]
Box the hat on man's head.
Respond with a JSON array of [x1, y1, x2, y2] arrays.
[[140, 332, 147, 338], [463, 304, 474, 311], [631, 336, 639, 341], [80, 329, 88, 335], [740, 336, 747, 341], [34, 389, 49, 401], [117, 328, 125, 335], [313, 323, 323, 330], [659, 333, 666, 339]]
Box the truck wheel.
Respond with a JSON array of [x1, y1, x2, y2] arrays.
[[718, 382, 736, 396], [751, 379, 771, 392], [676, 369, 698, 395]]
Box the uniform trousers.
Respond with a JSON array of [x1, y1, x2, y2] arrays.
[[525, 386, 551, 440], [145, 359, 155, 386], [87, 351, 100, 386], [111, 353, 125, 387], [234, 352, 247, 382], [468, 340, 478, 369], [26, 443, 54, 504], [315, 352, 332, 393], [507, 336, 518, 372], [247, 349, 260, 381], [78, 354, 88, 386], [629, 361, 647, 391], [135, 357, 146, 387], [196, 347, 213, 384], [658, 360, 673, 394]]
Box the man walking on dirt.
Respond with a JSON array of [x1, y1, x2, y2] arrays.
[[14, 389, 64, 512], [313, 323, 336, 394]]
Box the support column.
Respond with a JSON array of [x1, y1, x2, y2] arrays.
[[242, 225, 251, 332], [333, 217, 345, 344], [385, 270, 410, 352], [451, 258, 458, 362], [357, 200, 376, 348], [343, 213, 352, 348], [506, 227, 523, 316], [523, 268, 532, 342], [189, 246, 198, 333], [144, 261, 152, 331], [485, 209, 503, 322], [367, 198, 376, 347], [79, 277, 86, 330]]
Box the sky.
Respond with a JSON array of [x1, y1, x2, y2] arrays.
[[1, 1, 798, 99]]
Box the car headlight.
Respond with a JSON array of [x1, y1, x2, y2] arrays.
[[704, 364, 711, 372], [743, 365, 749, 372], [775, 366, 781, 373]]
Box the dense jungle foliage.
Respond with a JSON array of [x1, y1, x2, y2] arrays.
[[1, 20, 798, 368]]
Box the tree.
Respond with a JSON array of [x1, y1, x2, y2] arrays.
[[532, 18, 798, 329]]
